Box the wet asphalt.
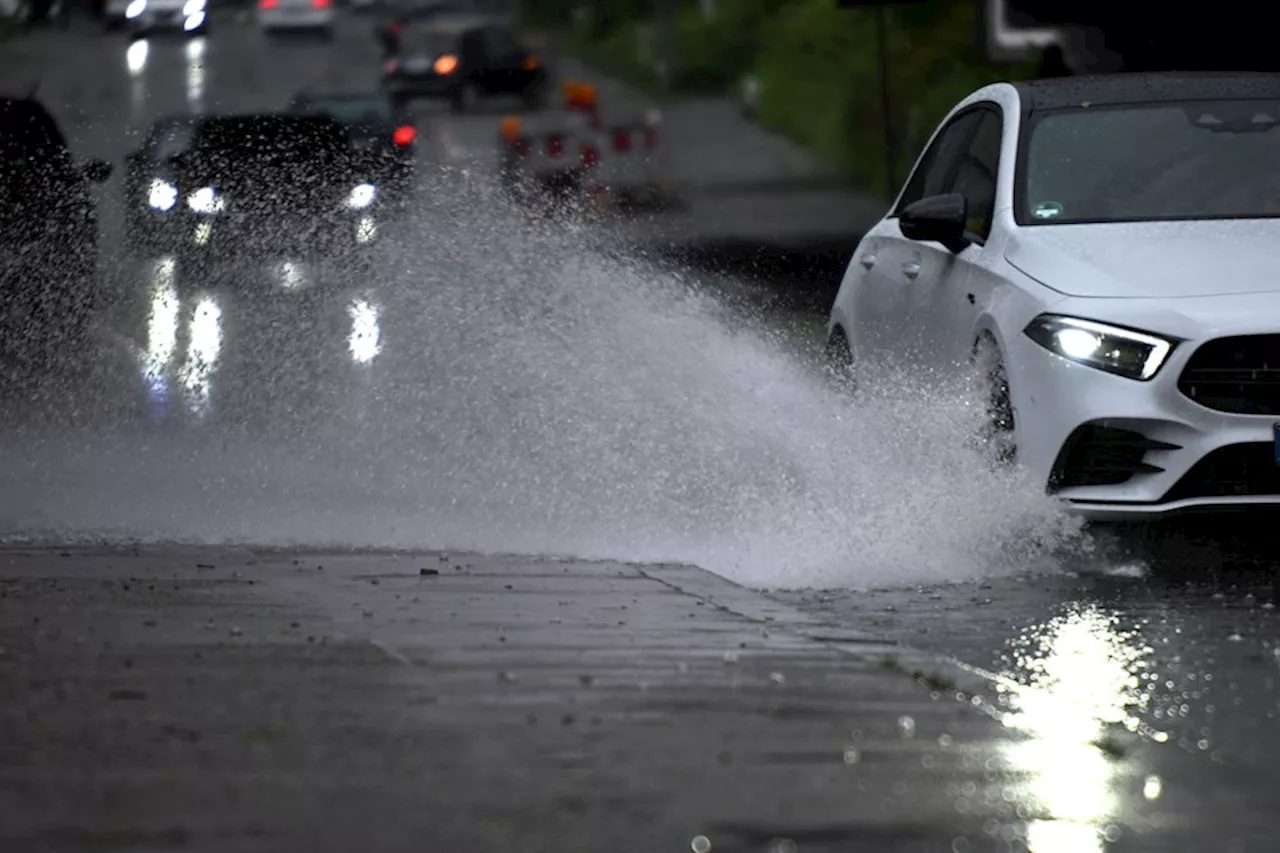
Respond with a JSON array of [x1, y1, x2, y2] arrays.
[[4, 12, 1280, 853]]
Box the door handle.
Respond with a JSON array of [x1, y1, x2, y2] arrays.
[[859, 253, 876, 270], [901, 261, 920, 280]]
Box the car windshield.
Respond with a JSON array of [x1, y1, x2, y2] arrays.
[[295, 96, 393, 126], [1019, 98, 1280, 224], [188, 116, 351, 190]]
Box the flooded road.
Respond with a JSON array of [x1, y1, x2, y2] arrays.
[[3, 14, 1280, 853]]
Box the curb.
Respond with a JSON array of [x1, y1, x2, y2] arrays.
[[635, 560, 1009, 718]]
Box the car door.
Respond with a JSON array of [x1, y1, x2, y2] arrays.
[[851, 109, 981, 369], [915, 105, 1005, 375]]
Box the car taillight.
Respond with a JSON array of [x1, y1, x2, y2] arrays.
[[581, 143, 598, 169], [393, 125, 415, 146], [259, 0, 277, 7], [433, 54, 458, 75], [522, 56, 539, 71], [312, 0, 328, 6], [546, 135, 563, 157], [612, 129, 631, 152]]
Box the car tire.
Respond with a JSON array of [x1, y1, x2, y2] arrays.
[[823, 326, 857, 391], [522, 81, 548, 112], [450, 82, 479, 114], [971, 333, 1017, 467]]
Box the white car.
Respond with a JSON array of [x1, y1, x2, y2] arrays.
[[827, 73, 1280, 522], [257, 0, 334, 37], [124, 0, 208, 33]]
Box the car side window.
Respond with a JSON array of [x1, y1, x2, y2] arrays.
[[894, 109, 982, 215], [948, 107, 1002, 241]]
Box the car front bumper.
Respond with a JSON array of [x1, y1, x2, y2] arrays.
[[257, 8, 333, 29], [1007, 303, 1280, 521]]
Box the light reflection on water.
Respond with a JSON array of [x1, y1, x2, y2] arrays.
[[348, 298, 381, 364], [126, 39, 149, 77], [186, 37, 205, 112], [179, 295, 222, 418], [138, 258, 224, 420], [995, 604, 1162, 851]]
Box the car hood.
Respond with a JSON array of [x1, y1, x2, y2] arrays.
[[1004, 219, 1280, 299]]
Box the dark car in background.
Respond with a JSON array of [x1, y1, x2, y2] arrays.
[[373, 0, 474, 56], [1, 95, 112, 355], [380, 13, 549, 112], [122, 114, 379, 267], [288, 90, 416, 210]]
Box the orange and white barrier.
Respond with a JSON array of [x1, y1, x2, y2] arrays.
[[497, 80, 681, 214]]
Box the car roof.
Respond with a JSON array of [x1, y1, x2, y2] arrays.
[[1012, 72, 1280, 111], [414, 11, 505, 35]]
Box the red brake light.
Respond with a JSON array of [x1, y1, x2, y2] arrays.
[[259, 0, 277, 7], [312, 0, 328, 7], [612, 129, 631, 152], [546, 135, 563, 157], [393, 125, 415, 146]]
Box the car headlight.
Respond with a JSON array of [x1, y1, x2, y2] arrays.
[[1024, 314, 1176, 381], [148, 178, 177, 211], [187, 186, 223, 214], [183, 0, 204, 13], [347, 183, 376, 210], [126, 0, 146, 17]]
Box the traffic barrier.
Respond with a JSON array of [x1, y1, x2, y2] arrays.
[[497, 80, 681, 216]]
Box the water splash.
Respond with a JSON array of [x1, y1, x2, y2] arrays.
[[0, 168, 1086, 588]]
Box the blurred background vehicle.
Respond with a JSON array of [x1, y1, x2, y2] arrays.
[[122, 113, 374, 269], [380, 12, 547, 112], [287, 89, 417, 211], [372, 0, 474, 56], [102, 0, 127, 28], [124, 0, 208, 36], [0, 94, 111, 355], [258, 0, 334, 39]]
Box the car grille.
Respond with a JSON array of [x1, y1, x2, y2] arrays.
[[1047, 423, 1178, 491], [1161, 442, 1280, 502], [1178, 334, 1280, 415]]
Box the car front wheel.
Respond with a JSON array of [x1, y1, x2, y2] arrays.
[[971, 332, 1017, 467]]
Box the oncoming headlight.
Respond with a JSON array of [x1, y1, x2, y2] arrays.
[[1024, 314, 1176, 381], [183, 0, 204, 13], [347, 183, 376, 210], [126, 0, 146, 17], [148, 178, 177, 211], [187, 186, 224, 214]]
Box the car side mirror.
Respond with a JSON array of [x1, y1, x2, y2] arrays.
[[899, 192, 970, 254], [82, 158, 113, 184]]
